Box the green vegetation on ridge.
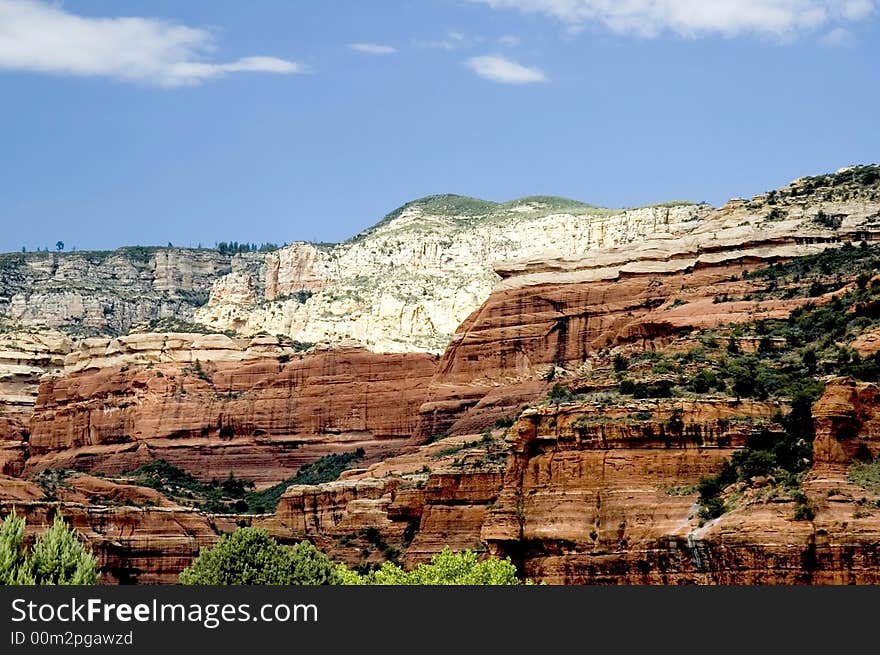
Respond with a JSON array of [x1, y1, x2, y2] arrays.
[[561, 241, 880, 524], [351, 192, 700, 242], [121, 451, 366, 514]]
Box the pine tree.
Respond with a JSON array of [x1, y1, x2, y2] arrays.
[[0, 511, 33, 585], [27, 514, 99, 585]]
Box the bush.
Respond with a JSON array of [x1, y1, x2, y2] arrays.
[[244, 449, 366, 513], [343, 547, 522, 585], [179, 528, 342, 585], [181, 531, 523, 586], [28, 515, 100, 585], [127, 451, 365, 514], [1, 512, 99, 585], [696, 392, 816, 522], [190, 359, 210, 383], [847, 459, 880, 493], [793, 502, 816, 521], [619, 379, 673, 398], [283, 449, 366, 486], [687, 369, 723, 394], [813, 211, 843, 229], [547, 384, 573, 404]]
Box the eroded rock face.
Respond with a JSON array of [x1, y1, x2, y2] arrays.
[[469, 383, 880, 584], [196, 201, 706, 353], [26, 341, 437, 485], [265, 434, 506, 570], [0, 330, 73, 475], [0, 249, 246, 337], [411, 170, 880, 442], [813, 379, 880, 467], [0, 474, 234, 584], [4, 167, 880, 585], [0, 501, 234, 585], [480, 401, 756, 582]]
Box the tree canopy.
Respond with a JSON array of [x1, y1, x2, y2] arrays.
[[0, 512, 99, 585], [179, 528, 342, 585], [339, 547, 522, 585], [180, 527, 523, 586]]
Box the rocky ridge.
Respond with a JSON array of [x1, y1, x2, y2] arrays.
[[3, 165, 880, 584], [0, 247, 252, 337], [196, 197, 706, 352]]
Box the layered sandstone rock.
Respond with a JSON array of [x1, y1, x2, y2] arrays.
[[27, 339, 437, 485], [0, 248, 246, 337], [480, 400, 759, 581], [0, 473, 235, 584], [0, 499, 236, 584], [410, 170, 880, 445], [467, 391, 880, 584], [0, 330, 73, 475], [3, 167, 880, 585], [812, 379, 880, 466], [263, 433, 507, 569], [196, 200, 706, 352]]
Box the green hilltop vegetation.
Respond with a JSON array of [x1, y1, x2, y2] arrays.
[[4, 165, 878, 258], [350, 192, 702, 242], [349, 165, 880, 242]]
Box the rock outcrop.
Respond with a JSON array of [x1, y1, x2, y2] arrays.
[[26, 336, 437, 485], [0, 473, 237, 584], [0, 248, 249, 337], [196, 199, 706, 352], [4, 165, 880, 585], [0, 330, 72, 475]]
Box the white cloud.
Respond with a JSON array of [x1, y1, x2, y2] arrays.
[[465, 55, 547, 84], [348, 43, 397, 55], [498, 34, 522, 47], [821, 26, 855, 44], [842, 0, 875, 18], [416, 30, 481, 50], [469, 0, 876, 38], [0, 0, 305, 87]]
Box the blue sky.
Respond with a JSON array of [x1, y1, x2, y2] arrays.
[[0, 0, 878, 251]]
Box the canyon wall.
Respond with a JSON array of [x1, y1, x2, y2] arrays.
[[195, 200, 706, 352], [0, 248, 250, 336], [25, 335, 436, 486], [3, 166, 880, 584]]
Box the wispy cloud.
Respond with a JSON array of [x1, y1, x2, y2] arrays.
[[469, 0, 876, 39], [465, 55, 547, 84], [416, 30, 481, 50], [821, 26, 856, 44], [498, 34, 522, 47], [0, 0, 305, 87], [348, 42, 397, 55]]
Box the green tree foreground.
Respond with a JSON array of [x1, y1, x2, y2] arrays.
[[179, 528, 341, 585], [334, 547, 521, 585], [180, 527, 522, 585], [0, 511, 99, 585]]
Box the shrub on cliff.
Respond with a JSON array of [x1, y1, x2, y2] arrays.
[[179, 528, 342, 585], [547, 384, 573, 404], [0, 512, 99, 585]]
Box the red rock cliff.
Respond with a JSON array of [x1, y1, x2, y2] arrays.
[[27, 346, 437, 485]]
